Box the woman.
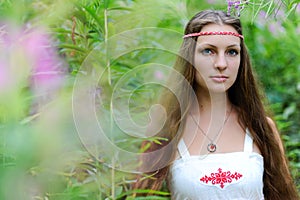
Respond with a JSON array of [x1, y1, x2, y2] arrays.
[[133, 10, 299, 200]]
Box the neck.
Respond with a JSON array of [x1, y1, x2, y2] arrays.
[[191, 87, 232, 122]]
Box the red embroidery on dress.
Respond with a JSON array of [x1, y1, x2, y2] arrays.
[[200, 168, 243, 189]]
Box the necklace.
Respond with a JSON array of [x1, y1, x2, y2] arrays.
[[190, 106, 233, 153]]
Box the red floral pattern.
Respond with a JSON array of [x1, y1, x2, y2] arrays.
[[200, 168, 243, 189]]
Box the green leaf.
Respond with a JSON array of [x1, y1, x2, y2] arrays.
[[108, 6, 132, 11], [84, 5, 103, 29], [104, 0, 110, 9], [59, 44, 87, 53]]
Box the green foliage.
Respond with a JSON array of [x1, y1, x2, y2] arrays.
[[0, 0, 299, 199], [243, 6, 300, 189]]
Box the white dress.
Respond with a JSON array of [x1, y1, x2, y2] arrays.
[[168, 129, 264, 200]]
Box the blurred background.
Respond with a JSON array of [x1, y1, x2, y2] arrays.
[[0, 0, 299, 199]]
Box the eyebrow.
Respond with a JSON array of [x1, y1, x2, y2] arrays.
[[197, 43, 241, 49]]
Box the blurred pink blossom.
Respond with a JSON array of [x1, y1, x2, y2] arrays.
[[0, 22, 66, 111], [154, 70, 164, 80], [21, 28, 66, 94], [256, 10, 285, 36], [256, 11, 267, 27], [1, 24, 66, 91], [275, 9, 285, 19], [268, 21, 285, 36], [296, 3, 300, 14]]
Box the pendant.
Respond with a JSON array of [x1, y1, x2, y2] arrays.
[[207, 143, 217, 153]]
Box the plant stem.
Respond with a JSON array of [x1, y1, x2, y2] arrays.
[[104, 4, 115, 199], [104, 8, 111, 86]]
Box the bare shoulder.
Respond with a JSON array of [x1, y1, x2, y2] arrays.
[[266, 117, 277, 131], [266, 117, 285, 152], [266, 117, 280, 136]]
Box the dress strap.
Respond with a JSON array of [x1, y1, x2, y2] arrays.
[[178, 139, 190, 160], [244, 128, 253, 153]]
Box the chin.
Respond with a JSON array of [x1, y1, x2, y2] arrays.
[[206, 87, 232, 95], [208, 89, 228, 95], [207, 82, 234, 93]]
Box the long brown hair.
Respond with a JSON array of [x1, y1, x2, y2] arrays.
[[133, 10, 299, 199]]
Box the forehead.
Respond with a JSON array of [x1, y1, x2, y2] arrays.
[[196, 24, 241, 46]]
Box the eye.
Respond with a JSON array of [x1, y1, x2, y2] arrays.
[[227, 49, 239, 56], [201, 48, 215, 55]]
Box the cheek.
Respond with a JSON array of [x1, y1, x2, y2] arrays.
[[193, 58, 213, 74], [194, 63, 209, 82], [194, 65, 210, 89], [229, 57, 240, 73], [230, 61, 240, 84]]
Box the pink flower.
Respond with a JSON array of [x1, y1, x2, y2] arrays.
[[256, 11, 267, 27], [227, 0, 244, 16], [268, 21, 285, 36], [0, 22, 66, 110], [21, 28, 66, 94]]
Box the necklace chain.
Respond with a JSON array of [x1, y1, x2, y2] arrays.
[[190, 106, 233, 153]]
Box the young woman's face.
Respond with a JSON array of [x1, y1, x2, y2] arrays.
[[194, 23, 241, 93]]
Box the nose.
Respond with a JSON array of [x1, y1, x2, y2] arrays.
[[214, 54, 227, 71]]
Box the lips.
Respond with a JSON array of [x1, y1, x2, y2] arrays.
[[210, 75, 229, 83]]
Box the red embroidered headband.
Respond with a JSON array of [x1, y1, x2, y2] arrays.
[[183, 31, 244, 39]]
